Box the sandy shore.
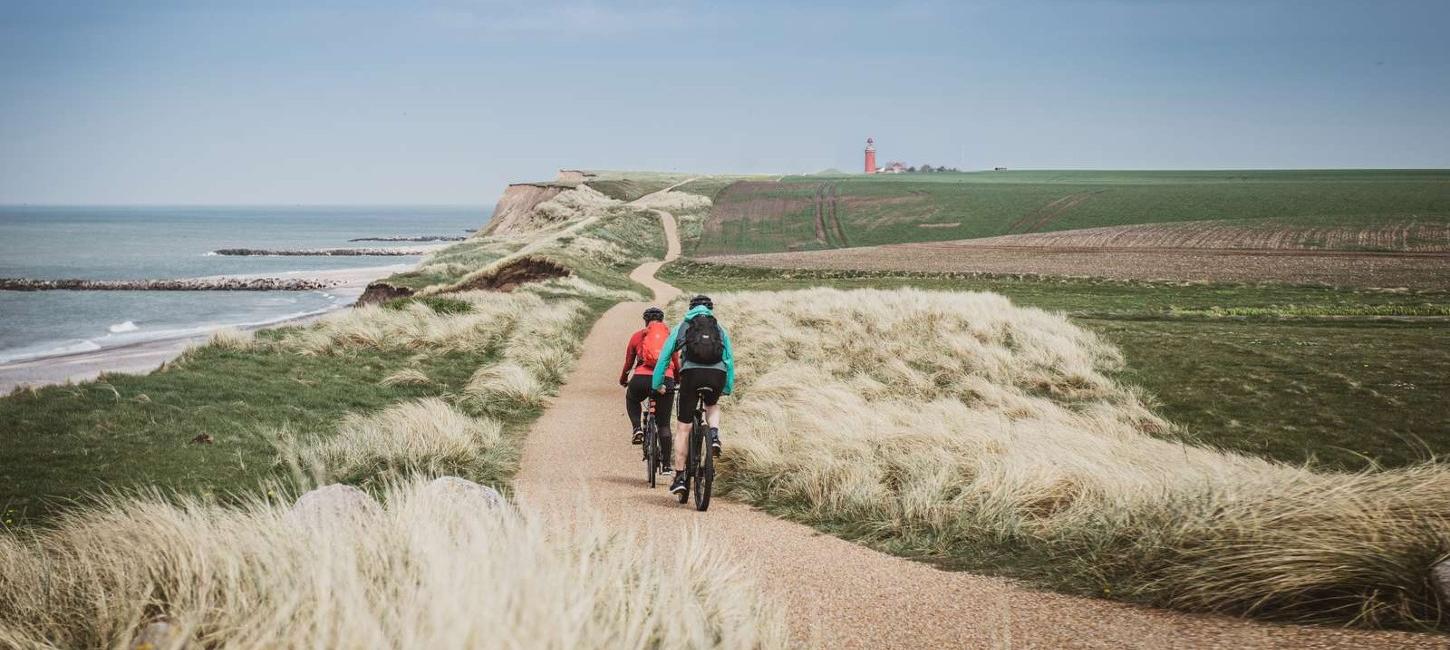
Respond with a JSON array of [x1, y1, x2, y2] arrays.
[[0, 264, 409, 393]]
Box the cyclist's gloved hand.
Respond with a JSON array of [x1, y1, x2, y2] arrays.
[[619, 374, 628, 387]]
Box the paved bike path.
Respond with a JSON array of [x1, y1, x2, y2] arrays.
[[512, 194, 1443, 648]]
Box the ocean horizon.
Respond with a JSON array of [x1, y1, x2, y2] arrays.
[[0, 205, 491, 364]]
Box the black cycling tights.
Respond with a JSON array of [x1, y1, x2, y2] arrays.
[[625, 374, 674, 456]]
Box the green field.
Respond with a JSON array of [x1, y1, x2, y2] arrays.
[[691, 170, 1450, 255], [660, 260, 1450, 471]]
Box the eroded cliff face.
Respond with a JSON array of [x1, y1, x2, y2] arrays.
[[481, 184, 619, 237], [356, 282, 414, 306], [481, 183, 569, 236]]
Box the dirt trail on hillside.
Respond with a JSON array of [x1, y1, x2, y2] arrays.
[[512, 191, 1444, 648]]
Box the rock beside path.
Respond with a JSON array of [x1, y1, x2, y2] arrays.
[[423, 476, 507, 511], [0, 277, 344, 291], [1433, 559, 1450, 604], [128, 618, 191, 650], [285, 484, 383, 528]]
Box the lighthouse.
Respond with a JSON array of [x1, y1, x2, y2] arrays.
[[864, 137, 877, 174]]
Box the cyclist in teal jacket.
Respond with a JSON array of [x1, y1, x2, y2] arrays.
[[651, 295, 734, 496]]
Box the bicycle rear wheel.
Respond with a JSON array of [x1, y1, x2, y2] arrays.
[[693, 428, 714, 511], [678, 420, 698, 504], [644, 417, 658, 488]]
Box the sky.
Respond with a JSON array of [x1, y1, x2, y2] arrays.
[[1, 0, 1448, 205]]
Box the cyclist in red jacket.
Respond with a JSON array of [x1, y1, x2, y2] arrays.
[[620, 306, 680, 472]]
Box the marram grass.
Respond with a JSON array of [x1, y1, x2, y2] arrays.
[[709, 287, 1450, 629], [0, 479, 787, 649]]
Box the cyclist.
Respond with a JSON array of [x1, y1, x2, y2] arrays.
[[621, 306, 680, 473], [651, 294, 734, 496]]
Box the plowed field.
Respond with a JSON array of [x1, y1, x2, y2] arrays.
[[966, 219, 1450, 252], [705, 241, 1450, 288]]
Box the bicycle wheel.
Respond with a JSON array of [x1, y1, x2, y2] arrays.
[[694, 427, 714, 511], [644, 417, 658, 488], [678, 420, 698, 504]]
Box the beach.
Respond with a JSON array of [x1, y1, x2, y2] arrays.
[[0, 264, 406, 393]]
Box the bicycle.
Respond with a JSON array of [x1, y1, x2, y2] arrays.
[[676, 387, 715, 511], [642, 395, 662, 488]]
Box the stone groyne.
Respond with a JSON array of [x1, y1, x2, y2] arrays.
[[0, 278, 344, 291], [347, 236, 466, 242], [211, 248, 428, 256]]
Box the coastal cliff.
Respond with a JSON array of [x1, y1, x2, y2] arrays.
[[480, 183, 570, 236]]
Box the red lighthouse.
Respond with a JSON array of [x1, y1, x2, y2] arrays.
[[864, 137, 877, 174]]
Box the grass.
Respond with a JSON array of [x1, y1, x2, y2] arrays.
[[700, 287, 1450, 629], [378, 237, 523, 292], [692, 170, 1450, 255], [672, 174, 773, 201], [0, 343, 482, 523], [1099, 319, 1450, 470], [582, 170, 697, 201], [0, 478, 787, 648], [424, 201, 666, 299], [660, 259, 1450, 471], [0, 171, 803, 647], [0, 290, 599, 524], [381, 295, 474, 314], [0, 190, 667, 524], [661, 258, 1450, 320], [284, 398, 508, 488]]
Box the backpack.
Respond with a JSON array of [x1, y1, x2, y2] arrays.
[[637, 324, 669, 369], [682, 314, 724, 364]]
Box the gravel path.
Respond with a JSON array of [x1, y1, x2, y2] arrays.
[[513, 193, 1446, 648]]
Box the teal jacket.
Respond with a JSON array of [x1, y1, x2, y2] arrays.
[[651, 305, 735, 394]]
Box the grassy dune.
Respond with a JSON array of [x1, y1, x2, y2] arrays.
[[0, 179, 793, 647], [705, 287, 1450, 629], [0, 478, 786, 648], [662, 260, 1450, 471], [0, 287, 597, 522], [0, 186, 662, 522]]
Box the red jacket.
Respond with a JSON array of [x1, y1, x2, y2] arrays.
[[620, 322, 680, 384]]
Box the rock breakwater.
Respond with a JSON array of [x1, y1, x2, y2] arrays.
[[211, 248, 428, 256], [0, 277, 344, 291], [347, 236, 466, 242]]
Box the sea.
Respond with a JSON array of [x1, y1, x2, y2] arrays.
[[0, 206, 489, 364]]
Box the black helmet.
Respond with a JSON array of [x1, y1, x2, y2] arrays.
[[643, 306, 664, 322], [689, 294, 713, 310]]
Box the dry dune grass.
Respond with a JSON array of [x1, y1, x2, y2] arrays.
[[529, 275, 644, 302], [205, 327, 256, 350], [379, 367, 432, 386], [711, 287, 1450, 628], [269, 288, 592, 484], [286, 398, 508, 487], [639, 190, 714, 251], [465, 361, 547, 415], [631, 189, 713, 214], [531, 184, 619, 227], [280, 290, 587, 356], [0, 479, 787, 649]]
